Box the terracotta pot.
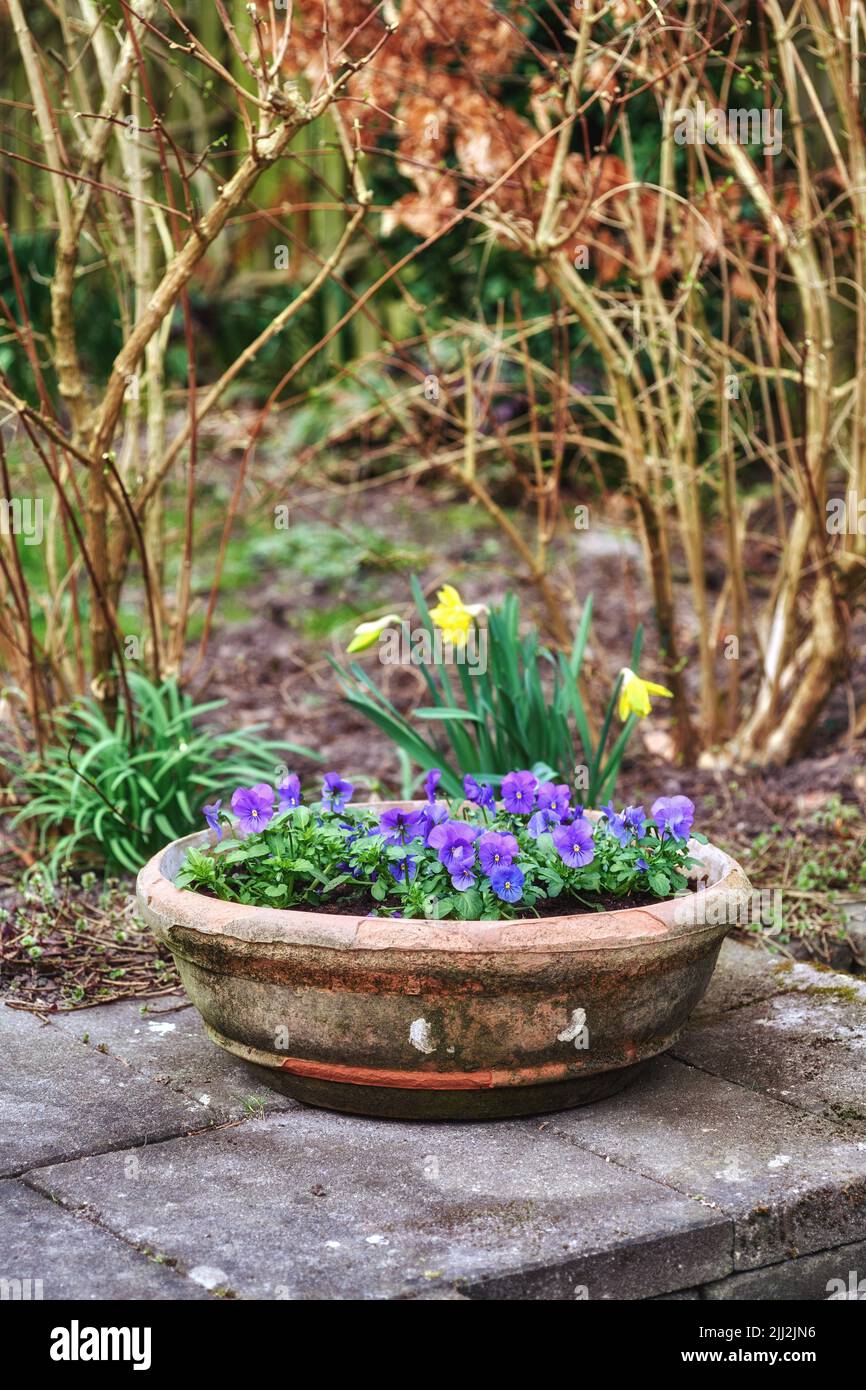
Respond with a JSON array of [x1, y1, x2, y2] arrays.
[[136, 805, 751, 1121]]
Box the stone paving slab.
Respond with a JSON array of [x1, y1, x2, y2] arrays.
[[691, 938, 788, 1020], [765, 955, 866, 1007], [544, 1055, 866, 1272], [676, 942, 866, 1132], [674, 991, 866, 1129], [691, 938, 866, 1021], [50, 995, 297, 1122], [0, 1005, 209, 1176], [26, 1108, 732, 1301], [5, 935, 866, 1299], [699, 1237, 866, 1301], [0, 1179, 207, 1300]]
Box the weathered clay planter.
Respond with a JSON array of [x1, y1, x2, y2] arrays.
[[136, 805, 751, 1121]]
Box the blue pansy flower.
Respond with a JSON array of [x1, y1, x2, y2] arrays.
[[489, 864, 525, 903]]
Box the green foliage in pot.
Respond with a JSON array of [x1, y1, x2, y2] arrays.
[[177, 771, 701, 922]]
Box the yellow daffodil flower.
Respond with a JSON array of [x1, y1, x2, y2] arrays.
[[617, 666, 674, 720], [428, 584, 486, 646], [346, 613, 401, 654]]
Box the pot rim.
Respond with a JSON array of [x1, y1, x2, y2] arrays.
[[136, 802, 752, 955]]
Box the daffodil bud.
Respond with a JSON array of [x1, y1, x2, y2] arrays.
[[346, 613, 401, 654]]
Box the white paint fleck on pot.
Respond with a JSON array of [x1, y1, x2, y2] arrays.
[[409, 1017, 435, 1053], [558, 1008, 587, 1045]]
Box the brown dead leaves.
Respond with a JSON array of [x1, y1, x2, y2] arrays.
[[250, 1, 845, 288]]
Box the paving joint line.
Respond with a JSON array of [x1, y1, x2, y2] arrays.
[[11, 1173, 220, 1299], [668, 1049, 866, 1134], [3, 1109, 262, 1181]]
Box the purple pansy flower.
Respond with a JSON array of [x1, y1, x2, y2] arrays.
[[652, 795, 695, 841], [322, 773, 354, 812], [428, 822, 478, 875], [278, 774, 302, 810], [203, 800, 222, 840], [600, 801, 630, 847], [378, 807, 425, 845], [536, 782, 571, 818], [418, 801, 449, 842], [477, 830, 519, 876], [603, 802, 647, 845], [552, 819, 595, 868], [231, 784, 275, 835], [501, 770, 537, 814], [424, 768, 441, 802], [636, 857, 649, 872], [623, 804, 646, 836], [450, 868, 477, 892], [464, 774, 496, 811], [527, 809, 556, 838], [489, 864, 525, 903], [389, 853, 418, 883]]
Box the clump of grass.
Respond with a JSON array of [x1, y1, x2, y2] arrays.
[[3, 672, 318, 875]]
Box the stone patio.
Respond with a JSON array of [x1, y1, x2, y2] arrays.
[[2, 938, 865, 1300]]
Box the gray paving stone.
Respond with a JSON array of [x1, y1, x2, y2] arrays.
[[6, 932, 866, 1299], [701, 1238, 866, 1300], [545, 1056, 866, 1271], [692, 939, 866, 1024], [0, 1004, 209, 1176], [0, 1179, 207, 1300], [27, 1107, 732, 1301], [463, 1224, 729, 1301], [771, 956, 866, 1006], [691, 938, 788, 1021], [51, 995, 296, 1121], [674, 989, 866, 1128]]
